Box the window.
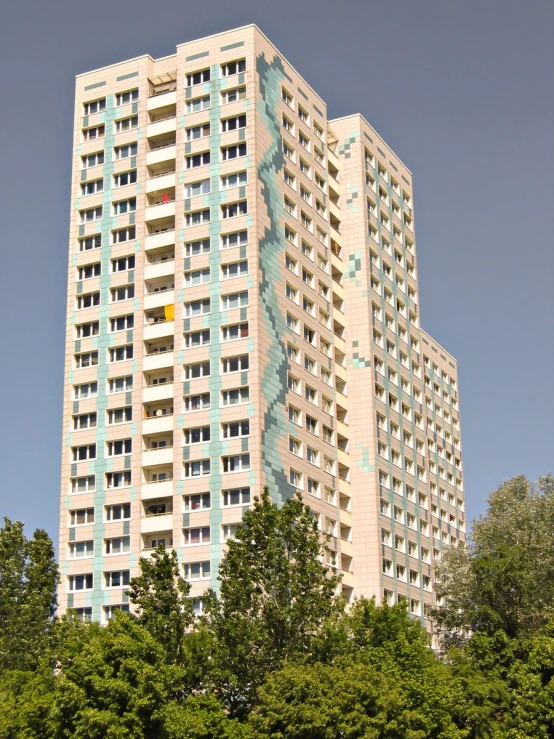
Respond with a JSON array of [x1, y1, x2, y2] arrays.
[[184, 268, 210, 287], [222, 322, 248, 341], [114, 142, 138, 160], [284, 169, 296, 188], [306, 415, 318, 435], [104, 570, 130, 588], [110, 315, 134, 333], [184, 360, 211, 379], [222, 524, 239, 542], [107, 439, 132, 457], [186, 151, 211, 169], [74, 381, 98, 400], [186, 68, 210, 86], [287, 313, 299, 334], [183, 180, 210, 200], [115, 116, 138, 133], [221, 86, 246, 104], [81, 178, 103, 196], [106, 471, 131, 489], [68, 574, 93, 591], [107, 407, 132, 425], [116, 88, 139, 106], [285, 224, 297, 244], [282, 114, 294, 133], [184, 426, 210, 445], [110, 285, 135, 302], [289, 469, 302, 488], [83, 125, 105, 142], [184, 393, 211, 412], [103, 604, 130, 622], [108, 376, 132, 394], [183, 526, 211, 545], [221, 143, 247, 161], [75, 321, 99, 338], [288, 405, 301, 425], [221, 354, 249, 373], [105, 536, 131, 554], [221, 230, 248, 249], [80, 206, 102, 224], [184, 562, 211, 580], [184, 329, 210, 348], [306, 447, 319, 466], [282, 87, 293, 107], [185, 208, 211, 226], [221, 171, 247, 190], [289, 436, 301, 456], [285, 254, 297, 274], [301, 212, 313, 232], [299, 132, 310, 151], [221, 260, 248, 279], [286, 283, 298, 304], [69, 540, 93, 559], [71, 444, 96, 462], [221, 387, 249, 406], [222, 454, 250, 473], [222, 487, 250, 506], [221, 200, 247, 219], [72, 413, 97, 431], [113, 197, 137, 216], [283, 141, 295, 161], [112, 226, 136, 245], [114, 170, 137, 187], [221, 114, 246, 132], [298, 105, 309, 124], [82, 151, 104, 168], [221, 291, 248, 311], [185, 238, 211, 256], [79, 234, 101, 252], [221, 58, 246, 76], [186, 123, 210, 141], [186, 95, 210, 113], [183, 493, 211, 511], [221, 420, 249, 440], [299, 158, 311, 177], [70, 475, 95, 494], [69, 508, 95, 526], [284, 196, 296, 216]]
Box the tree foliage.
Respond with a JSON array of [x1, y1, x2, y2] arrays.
[[129, 544, 194, 665], [200, 488, 343, 717], [1, 477, 553, 737], [434, 475, 554, 643], [0, 518, 58, 674]]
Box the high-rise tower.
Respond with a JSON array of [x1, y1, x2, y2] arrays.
[[60, 25, 465, 625]]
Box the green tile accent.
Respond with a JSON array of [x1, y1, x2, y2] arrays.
[[313, 104, 324, 117], [221, 41, 245, 52], [73, 401, 79, 414], [127, 269, 134, 283], [186, 51, 209, 62], [84, 81, 106, 91], [117, 71, 139, 82], [80, 171, 88, 182], [130, 156, 136, 168], [68, 529, 75, 542], [238, 72, 245, 85], [132, 102, 139, 115]]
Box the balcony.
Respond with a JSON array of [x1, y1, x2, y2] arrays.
[[141, 531, 173, 549], [340, 538, 353, 558], [142, 412, 173, 435], [145, 228, 175, 250], [143, 351, 174, 372], [146, 171, 176, 195], [143, 381, 174, 403], [147, 115, 177, 139], [141, 445, 173, 467], [144, 284, 175, 311], [145, 201, 175, 223], [146, 144, 176, 167], [141, 513, 173, 534], [144, 317, 174, 341], [141, 477, 174, 500], [144, 259, 175, 281]]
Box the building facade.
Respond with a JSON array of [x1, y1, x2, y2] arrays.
[[59, 25, 465, 624]]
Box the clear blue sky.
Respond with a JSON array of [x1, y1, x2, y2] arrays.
[[0, 0, 552, 542]]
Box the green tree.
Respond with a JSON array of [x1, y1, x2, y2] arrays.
[[434, 475, 554, 643], [504, 621, 554, 739], [48, 613, 183, 739], [201, 488, 343, 718], [0, 518, 58, 673], [129, 544, 193, 664]]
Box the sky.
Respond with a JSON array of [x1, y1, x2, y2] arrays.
[[0, 0, 552, 544]]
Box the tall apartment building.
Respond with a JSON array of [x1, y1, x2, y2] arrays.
[[59, 25, 465, 625]]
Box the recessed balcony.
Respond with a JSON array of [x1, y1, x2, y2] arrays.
[[141, 513, 173, 534], [142, 413, 173, 436], [141, 445, 173, 467], [145, 201, 175, 223]]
